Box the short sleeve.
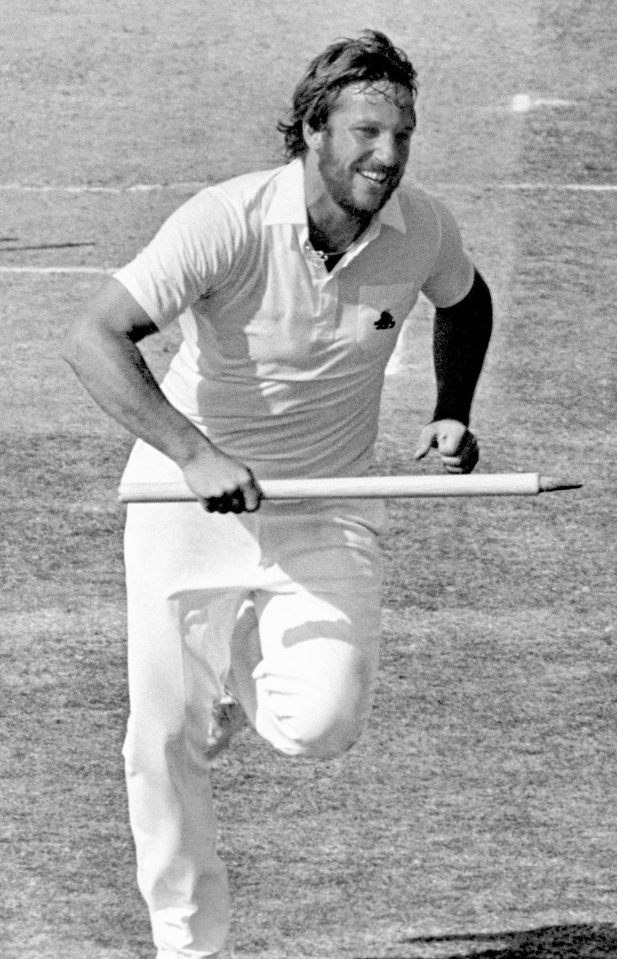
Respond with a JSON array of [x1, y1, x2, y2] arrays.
[[421, 196, 475, 309], [113, 188, 240, 329]]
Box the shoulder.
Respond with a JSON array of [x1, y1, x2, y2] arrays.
[[160, 165, 284, 226], [205, 164, 289, 225], [149, 165, 286, 258], [396, 183, 460, 236], [396, 187, 474, 306]]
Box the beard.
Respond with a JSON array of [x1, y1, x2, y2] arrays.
[[317, 133, 404, 218]]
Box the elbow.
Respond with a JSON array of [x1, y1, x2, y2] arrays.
[[62, 312, 114, 383], [61, 276, 121, 373], [61, 318, 90, 375]]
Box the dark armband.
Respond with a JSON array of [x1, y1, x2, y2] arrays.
[[432, 269, 493, 426]]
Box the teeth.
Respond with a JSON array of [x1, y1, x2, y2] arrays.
[[359, 170, 387, 183]]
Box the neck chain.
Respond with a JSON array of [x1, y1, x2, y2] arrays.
[[304, 242, 351, 262], [305, 213, 365, 263]]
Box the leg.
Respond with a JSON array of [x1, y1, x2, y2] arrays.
[[123, 500, 258, 958], [253, 588, 381, 757], [229, 506, 383, 759]]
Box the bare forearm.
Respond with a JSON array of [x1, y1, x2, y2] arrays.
[[63, 322, 208, 467], [64, 278, 262, 512]]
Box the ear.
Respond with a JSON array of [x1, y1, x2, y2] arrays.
[[302, 120, 324, 152]]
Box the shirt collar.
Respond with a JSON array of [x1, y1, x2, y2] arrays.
[[264, 157, 407, 235], [264, 159, 307, 226]]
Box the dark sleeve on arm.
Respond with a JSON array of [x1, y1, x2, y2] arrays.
[[432, 269, 492, 426]]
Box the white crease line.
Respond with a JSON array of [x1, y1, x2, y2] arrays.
[[0, 266, 114, 274], [496, 183, 617, 192], [0, 182, 208, 194], [1, 182, 617, 194], [433, 182, 617, 192]]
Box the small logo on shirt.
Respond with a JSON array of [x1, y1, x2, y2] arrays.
[[374, 311, 395, 330]]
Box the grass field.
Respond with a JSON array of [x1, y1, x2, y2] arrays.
[[1, 2, 616, 958]]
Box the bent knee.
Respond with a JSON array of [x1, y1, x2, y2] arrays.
[[300, 711, 368, 759], [253, 644, 378, 759], [259, 695, 371, 759]]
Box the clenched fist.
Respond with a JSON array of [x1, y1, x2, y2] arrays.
[[414, 419, 479, 474]]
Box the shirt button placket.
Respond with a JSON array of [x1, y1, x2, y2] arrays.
[[315, 275, 338, 339]]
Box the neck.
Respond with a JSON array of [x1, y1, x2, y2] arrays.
[[307, 208, 370, 253]]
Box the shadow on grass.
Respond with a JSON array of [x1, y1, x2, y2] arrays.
[[397, 923, 617, 957]]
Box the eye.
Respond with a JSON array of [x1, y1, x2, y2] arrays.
[[356, 126, 379, 139]]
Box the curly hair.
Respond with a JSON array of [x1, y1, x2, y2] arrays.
[[277, 30, 418, 160]]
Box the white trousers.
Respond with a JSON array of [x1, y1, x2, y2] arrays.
[[121, 444, 384, 958]]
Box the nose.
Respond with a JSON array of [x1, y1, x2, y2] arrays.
[[373, 132, 405, 168]]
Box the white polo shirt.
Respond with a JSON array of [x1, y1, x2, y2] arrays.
[[115, 159, 474, 479]]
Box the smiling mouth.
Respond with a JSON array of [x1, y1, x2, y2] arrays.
[[357, 169, 390, 185]]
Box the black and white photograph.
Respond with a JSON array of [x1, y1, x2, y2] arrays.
[[1, 2, 615, 957]]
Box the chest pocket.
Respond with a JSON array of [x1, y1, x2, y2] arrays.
[[354, 283, 418, 358]]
